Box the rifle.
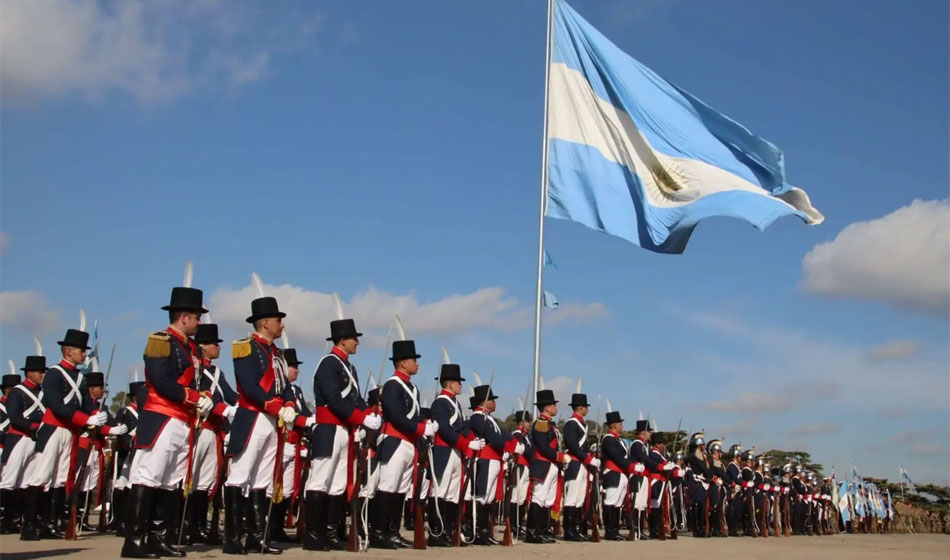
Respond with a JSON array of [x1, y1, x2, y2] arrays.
[[773, 485, 781, 537], [179, 414, 204, 546], [97, 439, 114, 533], [348, 429, 370, 552], [413, 436, 430, 549], [590, 455, 601, 542], [761, 487, 769, 538], [502, 454, 516, 545], [453, 454, 475, 547]]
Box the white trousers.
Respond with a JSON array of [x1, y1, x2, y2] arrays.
[[193, 429, 220, 493], [511, 465, 530, 505], [306, 425, 349, 496], [226, 413, 278, 494], [377, 438, 415, 495], [633, 478, 649, 511], [129, 417, 190, 490], [475, 460, 501, 504], [0, 437, 36, 489], [359, 460, 380, 499], [531, 464, 558, 507], [115, 452, 132, 490], [604, 474, 629, 507], [563, 462, 588, 507], [432, 449, 462, 503], [79, 448, 100, 492], [279, 441, 296, 499], [27, 427, 72, 488]]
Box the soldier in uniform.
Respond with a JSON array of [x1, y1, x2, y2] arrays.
[[372, 340, 435, 549], [76, 371, 127, 532], [223, 296, 301, 555], [113, 380, 147, 537], [302, 318, 380, 551], [467, 384, 522, 545], [122, 287, 212, 559], [645, 433, 681, 539], [599, 410, 642, 540], [1, 357, 44, 535], [628, 418, 656, 539], [790, 464, 806, 534], [526, 389, 561, 544], [706, 439, 728, 537], [427, 363, 479, 547], [561, 392, 598, 542], [509, 410, 533, 539], [686, 432, 710, 537], [26, 328, 104, 541], [724, 443, 744, 536], [186, 323, 238, 544], [271, 347, 309, 544], [0, 374, 16, 479], [737, 449, 757, 537]]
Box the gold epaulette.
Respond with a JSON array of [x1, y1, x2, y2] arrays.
[[144, 331, 171, 358], [535, 419, 549, 433], [232, 338, 252, 359]]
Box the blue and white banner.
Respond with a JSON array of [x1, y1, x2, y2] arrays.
[[900, 464, 917, 493], [545, 0, 823, 254]]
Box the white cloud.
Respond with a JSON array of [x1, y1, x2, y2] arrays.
[[801, 199, 950, 318], [866, 339, 923, 362], [0, 0, 321, 105], [0, 290, 60, 334], [208, 283, 607, 350]]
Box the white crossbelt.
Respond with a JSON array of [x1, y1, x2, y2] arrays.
[[434, 393, 462, 425], [49, 365, 82, 406], [14, 384, 45, 417], [385, 376, 419, 420], [321, 354, 358, 399]]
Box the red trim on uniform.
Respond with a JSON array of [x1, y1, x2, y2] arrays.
[[478, 444, 502, 461], [331, 346, 349, 361], [212, 402, 227, 417], [393, 370, 411, 383], [503, 438, 518, 454], [293, 414, 310, 429], [315, 405, 345, 426], [263, 397, 285, 416], [71, 410, 91, 427], [346, 406, 367, 426], [382, 422, 413, 442], [23, 379, 38, 390]]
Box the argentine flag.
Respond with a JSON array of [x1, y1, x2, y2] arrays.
[[545, 0, 823, 254]]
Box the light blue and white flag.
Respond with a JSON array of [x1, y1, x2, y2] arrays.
[[899, 464, 917, 493], [80, 320, 99, 374], [542, 290, 559, 309], [545, 0, 823, 254], [543, 250, 558, 268]]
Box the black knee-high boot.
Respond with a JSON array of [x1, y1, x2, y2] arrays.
[[222, 486, 245, 555], [121, 485, 159, 559], [19, 486, 41, 541], [243, 489, 281, 554], [302, 491, 325, 551], [147, 488, 184, 558], [325, 493, 347, 550], [389, 493, 411, 547]]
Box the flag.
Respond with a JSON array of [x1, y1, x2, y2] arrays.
[[543, 249, 558, 268], [900, 464, 917, 493], [543, 290, 559, 309], [80, 320, 99, 374], [545, 0, 823, 254]]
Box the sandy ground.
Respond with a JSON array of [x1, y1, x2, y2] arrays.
[[1, 531, 948, 560]]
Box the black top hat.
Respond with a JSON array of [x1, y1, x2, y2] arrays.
[[635, 419, 653, 432], [367, 387, 381, 407], [569, 393, 590, 408], [326, 318, 362, 341], [57, 329, 91, 349], [652, 432, 666, 445], [1, 374, 21, 389], [468, 395, 480, 410], [514, 410, 532, 423], [435, 363, 465, 383], [472, 385, 498, 405], [129, 381, 146, 395], [21, 356, 47, 372], [534, 389, 558, 409], [246, 297, 286, 324], [162, 287, 208, 313], [391, 340, 421, 363], [85, 372, 105, 386], [283, 348, 303, 366], [195, 323, 223, 344], [605, 410, 624, 424]]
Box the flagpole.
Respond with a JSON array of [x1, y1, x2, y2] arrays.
[[531, 0, 555, 405]]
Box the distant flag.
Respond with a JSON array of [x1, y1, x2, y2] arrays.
[[81, 320, 99, 374], [900, 464, 917, 493], [543, 250, 558, 268], [544, 0, 823, 254], [542, 290, 559, 310]]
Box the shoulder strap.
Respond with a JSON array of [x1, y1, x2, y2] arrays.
[[50, 364, 82, 405], [14, 384, 45, 416], [385, 376, 419, 420]]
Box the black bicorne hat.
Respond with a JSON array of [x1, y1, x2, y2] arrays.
[[435, 363, 465, 383], [162, 287, 208, 313], [570, 393, 590, 408], [326, 318, 361, 341], [21, 356, 47, 372], [472, 384, 498, 406], [195, 323, 223, 344], [85, 372, 105, 386], [534, 389, 558, 409], [635, 419, 654, 432], [1, 374, 21, 389], [367, 387, 381, 407], [246, 297, 286, 324], [605, 410, 623, 424], [57, 329, 91, 350], [391, 340, 421, 362], [514, 410, 532, 423], [283, 348, 303, 366]]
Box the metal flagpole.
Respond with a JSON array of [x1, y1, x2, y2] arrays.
[[531, 0, 555, 405]]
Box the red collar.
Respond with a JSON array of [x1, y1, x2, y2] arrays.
[[167, 326, 188, 343], [331, 346, 349, 361], [571, 412, 584, 423], [475, 406, 487, 413], [637, 435, 648, 443], [440, 389, 455, 398], [609, 429, 621, 437], [251, 332, 272, 346], [393, 370, 411, 383], [202, 358, 212, 367], [24, 379, 38, 390], [59, 359, 76, 370], [540, 412, 553, 421]]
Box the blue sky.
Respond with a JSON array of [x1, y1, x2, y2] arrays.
[[1, 0, 947, 485]]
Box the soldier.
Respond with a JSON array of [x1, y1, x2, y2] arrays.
[[645, 433, 681, 539], [122, 287, 212, 559], [509, 410, 533, 539], [561, 392, 598, 542], [467, 384, 522, 545], [223, 296, 301, 555], [724, 443, 744, 536], [113, 380, 147, 537], [427, 363, 479, 547], [526, 389, 561, 544], [187, 323, 238, 544], [706, 439, 729, 537], [271, 347, 309, 544], [738, 449, 757, 537], [76, 371, 127, 532], [687, 432, 710, 537], [302, 318, 380, 551], [1, 357, 44, 535], [354, 386, 382, 543], [599, 410, 642, 540], [790, 464, 806, 534], [372, 340, 435, 549], [25, 328, 104, 541], [628, 418, 656, 539], [0, 373, 16, 476]]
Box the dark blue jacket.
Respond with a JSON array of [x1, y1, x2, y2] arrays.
[[310, 347, 367, 458], [529, 414, 561, 481], [137, 329, 201, 449], [600, 432, 630, 488], [1, 380, 44, 464], [431, 391, 468, 480], [377, 372, 424, 463], [36, 360, 89, 452]]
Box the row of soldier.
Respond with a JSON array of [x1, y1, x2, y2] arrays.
[[0, 282, 879, 557]]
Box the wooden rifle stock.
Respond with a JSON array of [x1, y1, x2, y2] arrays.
[[348, 436, 370, 552], [502, 456, 515, 546], [413, 439, 429, 550], [783, 494, 791, 536], [704, 493, 710, 535], [761, 490, 769, 538], [719, 492, 728, 536], [773, 489, 780, 537], [97, 445, 112, 533]]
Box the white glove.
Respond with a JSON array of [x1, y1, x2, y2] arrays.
[[503, 452, 511, 462], [468, 439, 485, 451], [764, 484, 771, 491], [354, 427, 367, 443], [745, 481, 754, 488], [633, 463, 646, 474], [716, 478, 723, 486], [197, 395, 214, 416], [222, 405, 238, 422], [424, 420, 438, 437], [362, 413, 382, 430], [300, 448, 309, 459], [278, 406, 297, 425], [514, 442, 525, 454], [663, 463, 676, 471], [110, 424, 129, 436], [223, 433, 231, 447], [674, 467, 685, 478], [88, 411, 108, 427], [304, 415, 316, 427], [589, 457, 601, 469]]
